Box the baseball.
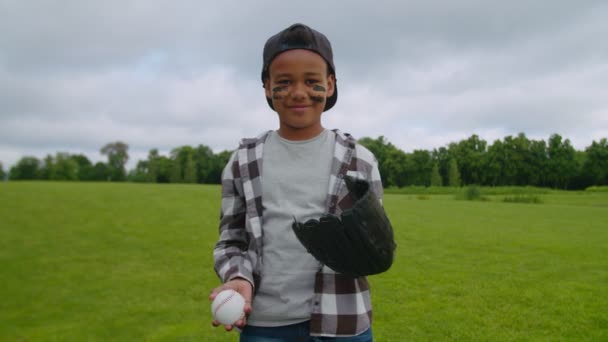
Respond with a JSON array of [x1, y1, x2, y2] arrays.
[[211, 289, 246, 325]]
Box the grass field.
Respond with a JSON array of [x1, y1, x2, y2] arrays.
[[1, 182, 607, 341]]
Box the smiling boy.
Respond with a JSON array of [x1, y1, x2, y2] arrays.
[[210, 23, 384, 341], [266, 48, 334, 141]]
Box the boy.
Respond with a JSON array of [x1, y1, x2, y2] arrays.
[[210, 23, 386, 341]]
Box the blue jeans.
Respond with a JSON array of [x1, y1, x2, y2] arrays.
[[239, 321, 373, 342]]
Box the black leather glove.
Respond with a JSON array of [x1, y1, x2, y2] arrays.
[[292, 176, 396, 277]]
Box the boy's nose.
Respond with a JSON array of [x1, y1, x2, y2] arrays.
[[290, 82, 307, 100]]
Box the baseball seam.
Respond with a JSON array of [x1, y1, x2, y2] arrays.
[[214, 291, 236, 322]]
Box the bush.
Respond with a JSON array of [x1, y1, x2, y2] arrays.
[[455, 185, 489, 201], [386, 185, 550, 196], [585, 186, 608, 192], [385, 186, 459, 195], [503, 194, 543, 204], [480, 186, 550, 195], [465, 185, 482, 200]]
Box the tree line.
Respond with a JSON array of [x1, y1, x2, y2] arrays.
[[358, 133, 607, 190], [3, 133, 607, 189], [4, 142, 232, 185]]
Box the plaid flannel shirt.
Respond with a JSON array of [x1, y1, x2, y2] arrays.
[[213, 129, 384, 337]]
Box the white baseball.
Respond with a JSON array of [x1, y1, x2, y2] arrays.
[[211, 289, 246, 325]]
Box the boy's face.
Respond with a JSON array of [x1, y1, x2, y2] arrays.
[[264, 49, 335, 139]]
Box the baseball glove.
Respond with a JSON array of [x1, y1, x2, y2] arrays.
[[292, 176, 396, 277]]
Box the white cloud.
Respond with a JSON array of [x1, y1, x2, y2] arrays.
[[1, 1, 607, 169]]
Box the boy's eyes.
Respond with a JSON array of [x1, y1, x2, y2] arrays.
[[276, 79, 320, 85]]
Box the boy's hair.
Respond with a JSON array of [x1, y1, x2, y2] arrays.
[[261, 23, 338, 111]]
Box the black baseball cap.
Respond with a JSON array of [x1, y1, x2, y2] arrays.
[[261, 23, 338, 112]]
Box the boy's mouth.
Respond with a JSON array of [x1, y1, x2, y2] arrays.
[[288, 105, 311, 112]]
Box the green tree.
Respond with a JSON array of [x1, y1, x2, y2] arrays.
[[0, 162, 6, 180], [169, 146, 195, 183], [156, 155, 173, 183], [207, 150, 233, 184], [193, 145, 215, 183], [131, 149, 164, 183], [40, 153, 78, 181], [128, 160, 151, 182], [571, 150, 591, 189], [448, 134, 487, 185], [146, 149, 160, 182], [9, 156, 41, 180], [507, 133, 531, 186], [405, 150, 432, 186], [431, 147, 450, 186], [39, 155, 55, 180], [430, 162, 443, 187], [184, 152, 197, 183], [170, 156, 182, 183], [582, 138, 608, 186], [482, 134, 550, 187], [169, 145, 198, 184], [170, 160, 182, 183], [497, 133, 538, 186], [100, 142, 129, 181], [448, 158, 461, 187], [526, 138, 548, 187], [484, 139, 504, 186], [546, 134, 577, 189], [485, 134, 530, 186], [91, 162, 110, 181], [384, 148, 408, 187], [70, 154, 94, 181], [52, 153, 78, 180]]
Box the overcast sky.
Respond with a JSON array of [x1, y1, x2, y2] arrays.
[[1, 1, 607, 170]]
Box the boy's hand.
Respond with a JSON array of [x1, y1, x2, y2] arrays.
[[209, 278, 253, 331]]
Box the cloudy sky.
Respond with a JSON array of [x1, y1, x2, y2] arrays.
[[1, 1, 607, 169]]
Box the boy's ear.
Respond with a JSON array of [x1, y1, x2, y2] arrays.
[[326, 74, 336, 98], [264, 79, 272, 99]]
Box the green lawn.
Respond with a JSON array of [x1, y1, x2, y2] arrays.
[[1, 182, 607, 341]]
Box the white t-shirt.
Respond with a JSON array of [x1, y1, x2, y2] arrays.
[[248, 129, 335, 326]]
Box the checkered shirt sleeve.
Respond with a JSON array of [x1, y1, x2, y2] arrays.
[[213, 150, 256, 286]]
